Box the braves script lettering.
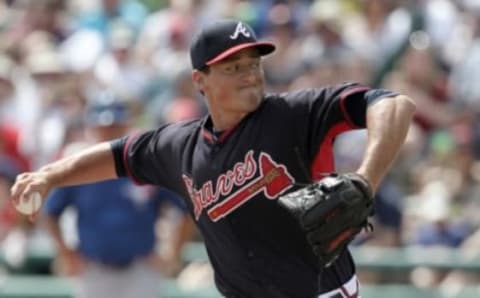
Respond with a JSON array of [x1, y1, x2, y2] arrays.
[[183, 151, 294, 221]]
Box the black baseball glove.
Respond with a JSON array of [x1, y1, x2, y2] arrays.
[[278, 173, 374, 267]]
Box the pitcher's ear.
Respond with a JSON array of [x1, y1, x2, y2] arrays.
[[192, 70, 205, 91]]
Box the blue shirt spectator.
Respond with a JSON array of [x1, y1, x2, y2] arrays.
[[44, 178, 186, 267], [414, 221, 472, 248]]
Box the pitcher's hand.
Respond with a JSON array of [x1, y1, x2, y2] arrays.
[[10, 171, 52, 221]]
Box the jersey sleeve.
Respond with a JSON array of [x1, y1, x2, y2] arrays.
[[284, 82, 398, 180], [110, 125, 185, 187], [112, 130, 165, 186], [304, 82, 397, 130]]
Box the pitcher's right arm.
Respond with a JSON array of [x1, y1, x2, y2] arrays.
[[10, 142, 116, 205]]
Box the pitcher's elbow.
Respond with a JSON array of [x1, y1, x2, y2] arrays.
[[396, 94, 416, 114]]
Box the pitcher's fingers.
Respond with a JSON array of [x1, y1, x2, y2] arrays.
[[11, 172, 33, 196], [10, 180, 27, 203], [20, 184, 35, 204], [15, 173, 30, 182], [14, 173, 31, 186]]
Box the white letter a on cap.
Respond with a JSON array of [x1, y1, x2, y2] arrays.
[[230, 22, 251, 39]]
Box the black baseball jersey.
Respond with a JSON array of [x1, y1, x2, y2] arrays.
[[111, 82, 397, 298]]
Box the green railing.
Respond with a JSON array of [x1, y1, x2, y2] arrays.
[[5, 241, 480, 275], [182, 242, 480, 271], [2, 242, 480, 298], [0, 276, 479, 298]]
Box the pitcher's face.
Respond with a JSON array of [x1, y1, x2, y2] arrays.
[[195, 48, 265, 114]]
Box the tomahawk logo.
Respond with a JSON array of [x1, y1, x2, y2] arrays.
[[183, 151, 295, 221], [230, 22, 251, 39]]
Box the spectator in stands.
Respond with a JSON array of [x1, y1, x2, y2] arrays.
[[0, 156, 21, 240], [74, 0, 148, 39], [385, 43, 455, 133], [43, 91, 193, 298], [2, 0, 480, 294], [94, 20, 152, 101], [412, 180, 471, 247]]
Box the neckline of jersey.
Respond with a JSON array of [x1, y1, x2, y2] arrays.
[[200, 97, 270, 145], [201, 116, 239, 145]]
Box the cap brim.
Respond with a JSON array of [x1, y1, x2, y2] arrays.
[[206, 42, 276, 66]]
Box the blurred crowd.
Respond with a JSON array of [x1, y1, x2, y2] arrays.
[[1, 0, 480, 294]]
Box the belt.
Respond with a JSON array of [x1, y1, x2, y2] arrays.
[[317, 275, 360, 298], [221, 275, 360, 298]]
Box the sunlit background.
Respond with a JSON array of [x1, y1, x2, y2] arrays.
[[0, 0, 480, 297]]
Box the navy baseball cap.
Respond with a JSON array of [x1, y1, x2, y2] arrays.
[[190, 20, 276, 70], [85, 92, 130, 127]]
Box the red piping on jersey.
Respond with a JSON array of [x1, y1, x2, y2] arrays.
[[201, 124, 238, 144], [201, 129, 214, 143], [218, 125, 238, 143], [310, 122, 353, 181], [339, 86, 370, 129], [122, 133, 143, 185]]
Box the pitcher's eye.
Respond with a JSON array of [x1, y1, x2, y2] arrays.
[[223, 65, 234, 74]]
